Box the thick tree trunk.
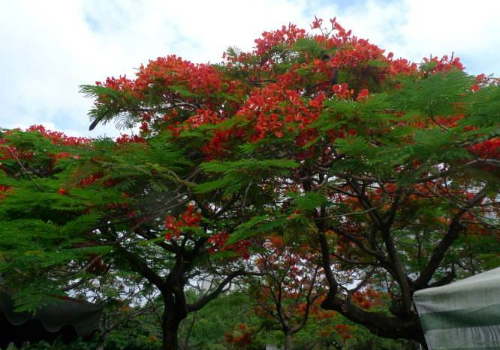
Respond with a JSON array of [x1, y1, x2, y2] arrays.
[[317, 230, 428, 349], [284, 331, 294, 350], [161, 260, 190, 350], [162, 315, 182, 350], [321, 296, 427, 348], [162, 330, 179, 350], [161, 289, 187, 350]]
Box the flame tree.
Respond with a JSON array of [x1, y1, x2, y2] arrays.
[[0, 125, 256, 350], [250, 237, 324, 350], [1, 17, 500, 349]]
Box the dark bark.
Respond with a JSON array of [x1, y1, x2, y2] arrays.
[[415, 186, 487, 289], [162, 318, 181, 350], [316, 203, 428, 347], [162, 286, 188, 350], [319, 226, 428, 348], [160, 299, 186, 350], [314, 178, 489, 349], [284, 331, 294, 350], [118, 239, 247, 350], [117, 246, 189, 350], [321, 296, 426, 345]]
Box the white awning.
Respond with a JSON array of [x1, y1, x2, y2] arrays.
[[414, 267, 500, 350]]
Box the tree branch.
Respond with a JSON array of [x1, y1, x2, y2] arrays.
[[116, 245, 168, 294], [187, 270, 253, 312], [414, 185, 489, 289]]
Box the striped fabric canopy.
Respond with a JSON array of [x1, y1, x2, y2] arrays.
[[413, 267, 500, 350]]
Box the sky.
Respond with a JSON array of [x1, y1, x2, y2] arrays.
[[1, 0, 498, 138]]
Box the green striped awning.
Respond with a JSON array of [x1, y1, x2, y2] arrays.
[[414, 267, 500, 350]]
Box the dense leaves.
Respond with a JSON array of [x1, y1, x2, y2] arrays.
[[1, 17, 500, 350]]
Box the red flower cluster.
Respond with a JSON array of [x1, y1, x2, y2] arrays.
[[201, 128, 246, 159], [331, 38, 385, 69], [96, 55, 244, 140], [53, 152, 71, 159], [0, 184, 12, 200], [224, 324, 252, 347], [96, 75, 134, 93], [58, 188, 68, 196], [351, 288, 384, 309], [471, 73, 498, 92], [1, 126, 88, 176], [422, 55, 464, 73], [332, 83, 354, 99], [164, 204, 202, 240], [27, 125, 90, 146], [310, 18, 418, 78], [237, 81, 323, 142], [356, 88, 370, 101], [310, 16, 323, 30], [388, 57, 419, 76], [116, 134, 145, 144], [186, 109, 221, 129], [98, 56, 225, 100], [254, 24, 306, 56], [333, 324, 353, 340], [136, 55, 223, 95], [207, 232, 251, 260], [79, 173, 103, 187], [470, 138, 500, 159]]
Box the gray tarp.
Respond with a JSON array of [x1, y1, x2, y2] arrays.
[[413, 267, 500, 350]]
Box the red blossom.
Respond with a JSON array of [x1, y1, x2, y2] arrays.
[[422, 55, 464, 73], [207, 232, 251, 260], [356, 88, 370, 101], [310, 16, 323, 30], [332, 83, 354, 99], [0, 185, 12, 200], [469, 139, 500, 164], [58, 188, 68, 195], [116, 134, 145, 144], [186, 109, 221, 129], [254, 24, 306, 56], [164, 204, 202, 240], [78, 173, 103, 187], [27, 125, 90, 146]]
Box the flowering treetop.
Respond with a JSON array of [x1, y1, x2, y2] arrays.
[[1, 17, 500, 350]]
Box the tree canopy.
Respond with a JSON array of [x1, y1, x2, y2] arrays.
[[1, 17, 500, 350]]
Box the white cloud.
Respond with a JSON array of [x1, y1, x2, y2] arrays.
[[0, 0, 499, 137], [338, 0, 500, 75]]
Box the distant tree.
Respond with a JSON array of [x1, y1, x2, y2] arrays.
[[249, 237, 324, 350]]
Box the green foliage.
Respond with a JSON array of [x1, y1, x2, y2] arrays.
[[196, 159, 297, 195], [292, 38, 327, 57], [462, 84, 500, 130], [2, 18, 500, 350], [289, 191, 327, 212], [391, 70, 472, 117], [226, 214, 288, 245]]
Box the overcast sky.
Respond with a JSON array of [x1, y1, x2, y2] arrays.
[[1, 0, 498, 138]]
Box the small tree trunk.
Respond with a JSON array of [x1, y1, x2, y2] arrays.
[[161, 270, 189, 350], [284, 331, 294, 350]]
